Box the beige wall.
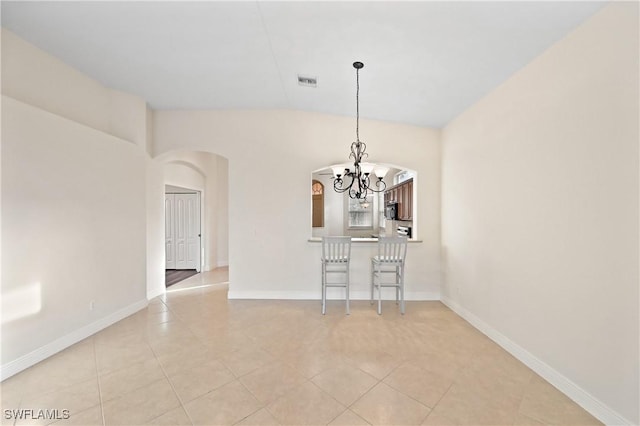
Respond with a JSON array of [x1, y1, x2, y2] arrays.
[[164, 162, 206, 191], [1, 96, 147, 368], [146, 158, 165, 299], [1, 29, 148, 148], [1, 28, 151, 377], [153, 110, 442, 300], [215, 157, 229, 268], [441, 3, 638, 423]]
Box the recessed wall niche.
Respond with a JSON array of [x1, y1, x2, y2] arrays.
[[310, 164, 417, 239]]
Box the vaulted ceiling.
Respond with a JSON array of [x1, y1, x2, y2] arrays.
[[1, 1, 605, 128]]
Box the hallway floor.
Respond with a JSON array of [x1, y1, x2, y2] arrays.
[[165, 269, 199, 288], [1, 270, 601, 425]]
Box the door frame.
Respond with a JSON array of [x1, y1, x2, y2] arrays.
[[165, 188, 202, 272]]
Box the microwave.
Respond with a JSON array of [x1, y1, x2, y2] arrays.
[[385, 202, 398, 220]]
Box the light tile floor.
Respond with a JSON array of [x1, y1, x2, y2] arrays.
[[1, 267, 602, 425]]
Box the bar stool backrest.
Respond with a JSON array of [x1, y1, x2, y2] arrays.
[[376, 236, 408, 265], [322, 236, 352, 263]]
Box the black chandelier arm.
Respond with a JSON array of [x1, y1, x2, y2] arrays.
[[333, 174, 355, 194], [348, 188, 364, 199], [360, 174, 386, 195], [336, 172, 387, 199], [368, 178, 387, 193]]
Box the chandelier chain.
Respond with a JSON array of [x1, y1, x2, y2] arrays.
[[356, 66, 360, 142]]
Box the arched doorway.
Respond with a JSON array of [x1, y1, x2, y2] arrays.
[[151, 150, 229, 293], [312, 180, 324, 228]]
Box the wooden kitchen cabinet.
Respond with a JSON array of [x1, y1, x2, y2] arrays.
[[406, 179, 413, 220], [384, 178, 413, 221]]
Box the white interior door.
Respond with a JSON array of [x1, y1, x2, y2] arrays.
[[165, 194, 176, 269], [166, 192, 201, 271], [183, 193, 200, 271], [175, 195, 187, 269]]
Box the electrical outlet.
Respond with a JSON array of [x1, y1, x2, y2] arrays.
[[89, 300, 95, 311]]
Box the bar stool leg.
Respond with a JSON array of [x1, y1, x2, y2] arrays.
[[377, 266, 382, 315], [346, 265, 350, 315], [400, 265, 405, 315], [370, 260, 375, 305], [321, 263, 326, 315], [395, 266, 400, 305]]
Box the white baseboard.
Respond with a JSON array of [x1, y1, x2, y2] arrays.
[[203, 262, 228, 271], [228, 289, 440, 301], [440, 296, 632, 426], [0, 299, 148, 381], [147, 287, 165, 300]]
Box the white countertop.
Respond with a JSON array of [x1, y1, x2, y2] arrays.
[[308, 237, 422, 243]]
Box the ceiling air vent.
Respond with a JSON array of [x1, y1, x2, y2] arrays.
[[297, 75, 317, 87]]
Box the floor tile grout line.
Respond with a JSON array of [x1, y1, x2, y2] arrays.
[[335, 356, 418, 415], [418, 367, 456, 424], [343, 373, 384, 411], [380, 359, 452, 412], [381, 376, 439, 412], [99, 371, 172, 421], [323, 407, 350, 426], [8, 387, 21, 426], [94, 330, 180, 426], [418, 407, 433, 425], [429, 380, 455, 413], [147, 301, 206, 426], [259, 378, 351, 425], [230, 356, 280, 381], [334, 408, 373, 426], [230, 404, 264, 426], [94, 339, 156, 380], [236, 377, 273, 422], [147, 332, 195, 426], [515, 373, 545, 424], [7, 379, 22, 426], [300, 380, 352, 425], [91, 338, 106, 426]]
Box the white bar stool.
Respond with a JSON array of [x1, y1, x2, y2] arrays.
[[371, 236, 408, 315], [321, 236, 352, 315]]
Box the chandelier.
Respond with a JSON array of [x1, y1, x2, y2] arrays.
[[333, 61, 387, 200]]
